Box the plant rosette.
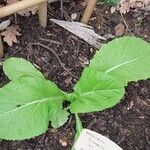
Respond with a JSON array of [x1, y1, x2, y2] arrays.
[[0, 36, 150, 149]]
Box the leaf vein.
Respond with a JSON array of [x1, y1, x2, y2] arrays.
[[105, 58, 138, 74]]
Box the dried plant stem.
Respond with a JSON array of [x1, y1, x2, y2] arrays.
[[29, 42, 78, 79], [81, 0, 97, 24], [0, 35, 4, 58], [39, 37, 63, 45], [39, 1, 47, 27]]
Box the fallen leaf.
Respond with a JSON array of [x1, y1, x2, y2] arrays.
[[115, 23, 125, 36], [115, 0, 150, 14], [118, 1, 132, 14], [1, 25, 21, 46]]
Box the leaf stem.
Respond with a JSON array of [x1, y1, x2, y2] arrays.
[[72, 113, 83, 150], [75, 113, 83, 134]]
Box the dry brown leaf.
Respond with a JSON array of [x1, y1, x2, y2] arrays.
[[1, 25, 21, 46], [115, 23, 125, 36], [111, 0, 150, 14], [117, 1, 132, 14]]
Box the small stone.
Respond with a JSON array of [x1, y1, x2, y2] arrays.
[[71, 13, 77, 20], [59, 139, 67, 147], [51, 128, 57, 133], [62, 141, 67, 146], [105, 11, 109, 14]]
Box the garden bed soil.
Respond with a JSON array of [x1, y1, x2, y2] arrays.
[[0, 1, 150, 150]]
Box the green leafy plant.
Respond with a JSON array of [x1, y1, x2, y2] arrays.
[[0, 37, 150, 148], [98, 0, 120, 6]]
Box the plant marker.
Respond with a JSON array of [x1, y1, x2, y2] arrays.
[[81, 0, 97, 24]]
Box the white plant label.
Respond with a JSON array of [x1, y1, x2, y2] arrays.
[[75, 129, 123, 150]]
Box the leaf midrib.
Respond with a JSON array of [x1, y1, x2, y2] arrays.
[[0, 96, 64, 117], [12, 68, 43, 79], [105, 58, 139, 74]]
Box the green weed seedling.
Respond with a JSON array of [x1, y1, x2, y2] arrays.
[[0, 37, 150, 149]]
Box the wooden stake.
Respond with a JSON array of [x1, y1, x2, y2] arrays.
[[81, 0, 97, 24], [39, 1, 47, 27], [0, 35, 4, 58], [0, 0, 45, 18]]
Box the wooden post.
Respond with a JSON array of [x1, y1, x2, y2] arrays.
[[81, 0, 97, 24], [0, 0, 48, 27], [0, 35, 4, 58], [39, 1, 47, 27]]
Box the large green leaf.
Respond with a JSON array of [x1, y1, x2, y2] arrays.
[[0, 77, 67, 140], [90, 37, 150, 85], [3, 57, 44, 81], [70, 67, 124, 113]]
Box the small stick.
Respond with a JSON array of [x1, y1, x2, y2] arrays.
[[39, 37, 63, 45], [81, 0, 97, 24], [0, 35, 4, 58], [60, 0, 63, 17], [29, 42, 79, 79], [121, 13, 133, 36], [39, 1, 47, 27]]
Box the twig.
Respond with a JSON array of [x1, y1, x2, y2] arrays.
[[29, 42, 79, 79], [60, 0, 63, 17], [121, 13, 133, 35], [39, 37, 63, 45]]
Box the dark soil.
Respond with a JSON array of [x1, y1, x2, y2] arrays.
[[0, 1, 150, 150]]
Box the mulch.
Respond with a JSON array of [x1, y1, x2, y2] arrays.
[[0, 1, 150, 150]]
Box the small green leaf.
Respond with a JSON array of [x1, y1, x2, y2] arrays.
[[90, 37, 150, 85], [49, 100, 69, 128], [3, 57, 44, 81], [70, 67, 124, 113], [0, 77, 65, 140]]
